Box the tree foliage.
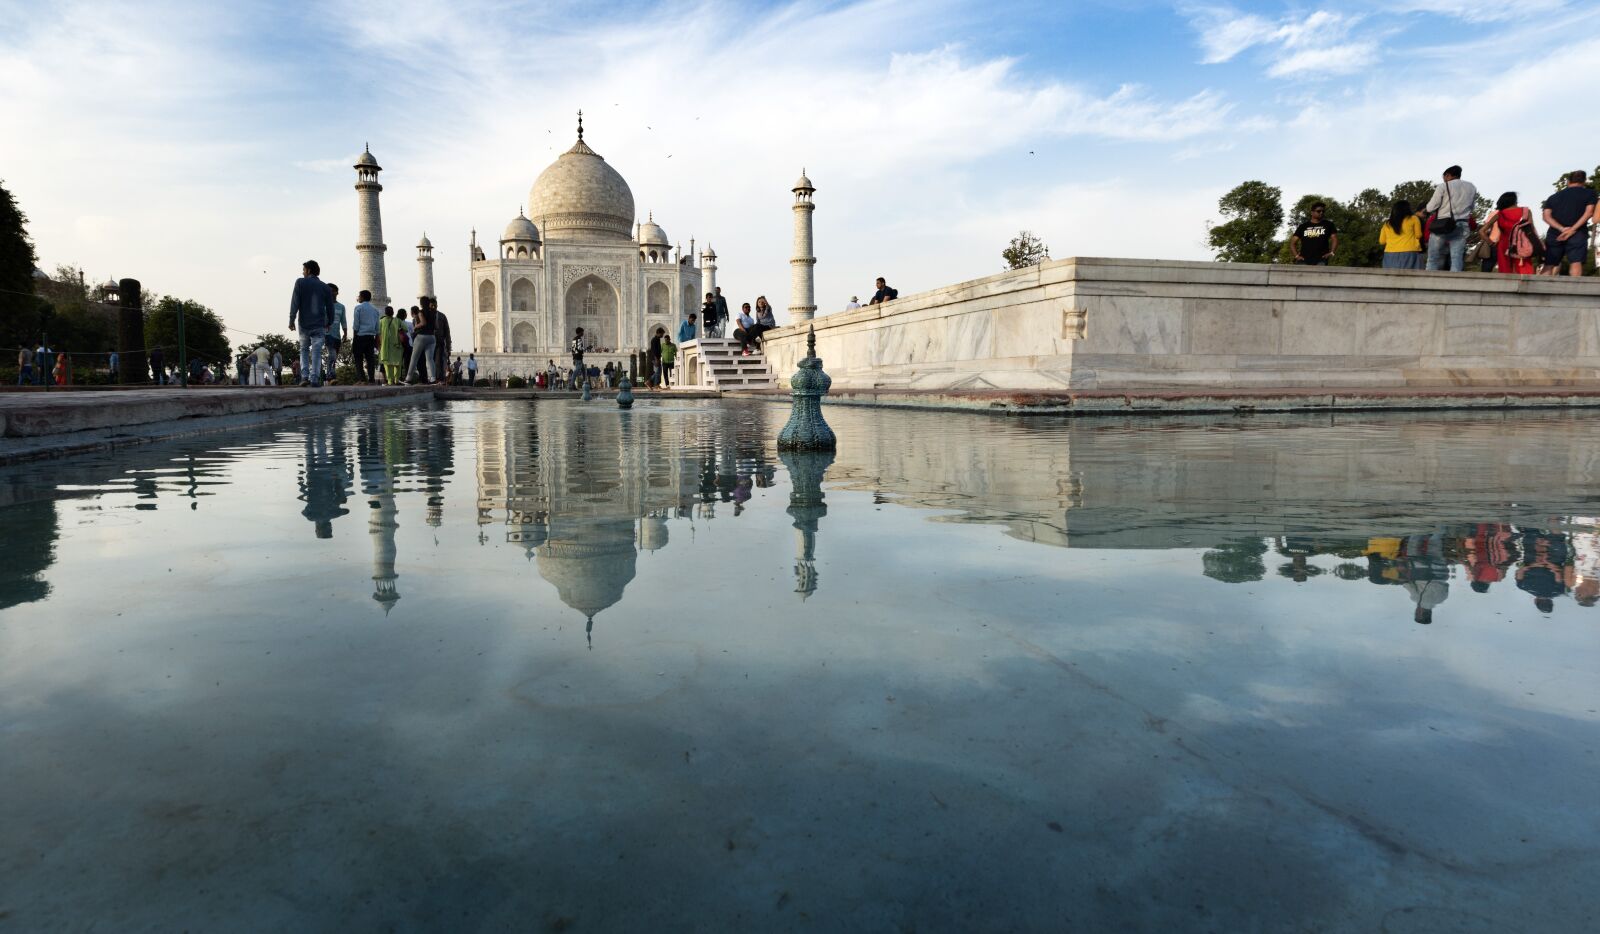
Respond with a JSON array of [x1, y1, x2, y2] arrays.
[[1002, 230, 1050, 270], [0, 180, 43, 350], [144, 296, 232, 365], [1207, 181, 1284, 263]]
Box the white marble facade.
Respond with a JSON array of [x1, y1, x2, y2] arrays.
[[469, 116, 702, 366]]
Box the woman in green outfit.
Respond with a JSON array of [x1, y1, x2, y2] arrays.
[[377, 306, 404, 385]]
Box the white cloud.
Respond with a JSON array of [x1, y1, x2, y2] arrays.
[[1183, 5, 1375, 77]]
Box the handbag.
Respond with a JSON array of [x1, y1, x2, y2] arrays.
[[1429, 181, 1457, 235]]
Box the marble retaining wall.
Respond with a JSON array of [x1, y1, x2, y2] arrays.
[[762, 257, 1600, 390]]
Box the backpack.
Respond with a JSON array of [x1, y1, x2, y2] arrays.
[[1508, 211, 1535, 260]]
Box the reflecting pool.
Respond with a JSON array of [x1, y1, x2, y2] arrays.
[[2, 400, 1598, 932]]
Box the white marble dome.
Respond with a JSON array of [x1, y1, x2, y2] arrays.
[[637, 213, 669, 247], [528, 136, 635, 242], [502, 211, 539, 242]]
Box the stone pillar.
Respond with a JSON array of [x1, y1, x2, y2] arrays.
[[700, 245, 717, 299], [789, 171, 816, 324], [116, 278, 145, 384], [354, 146, 390, 306]]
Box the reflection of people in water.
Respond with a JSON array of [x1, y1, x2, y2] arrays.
[[299, 424, 351, 539], [732, 473, 752, 516], [1399, 532, 1450, 625], [1570, 519, 1600, 608], [1516, 529, 1575, 613], [1463, 523, 1518, 594]]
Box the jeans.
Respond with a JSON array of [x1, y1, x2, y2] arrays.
[[17, 365, 31, 385], [324, 337, 342, 379], [406, 334, 436, 383], [1425, 225, 1467, 271], [352, 334, 377, 382], [298, 327, 327, 385]]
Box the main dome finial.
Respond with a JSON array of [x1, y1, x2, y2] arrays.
[[577, 109, 584, 140]]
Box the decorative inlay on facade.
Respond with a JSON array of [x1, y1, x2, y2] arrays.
[[561, 265, 622, 289]]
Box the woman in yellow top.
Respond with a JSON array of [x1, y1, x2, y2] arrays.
[[1379, 199, 1423, 269], [377, 306, 404, 385]]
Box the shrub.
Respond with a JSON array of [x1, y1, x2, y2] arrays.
[[507, 375, 526, 389]]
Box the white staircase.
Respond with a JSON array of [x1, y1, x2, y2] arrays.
[[684, 337, 778, 390]]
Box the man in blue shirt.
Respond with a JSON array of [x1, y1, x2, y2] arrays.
[[350, 289, 380, 384], [288, 260, 333, 387], [677, 313, 697, 344]]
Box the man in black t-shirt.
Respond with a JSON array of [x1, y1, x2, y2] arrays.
[[1291, 202, 1338, 265], [1541, 170, 1597, 277]]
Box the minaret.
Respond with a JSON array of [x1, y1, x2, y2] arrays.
[[789, 169, 817, 324], [354, 144, 390, 305], [416, 233, 435, 301], [700, 243, 718, 296]]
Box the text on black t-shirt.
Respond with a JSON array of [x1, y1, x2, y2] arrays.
[[1293, 220, 1337, 259]]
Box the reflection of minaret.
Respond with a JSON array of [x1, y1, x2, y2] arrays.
[[370, 476, 400, 613], [354, 145, 390, 306], [779, 450, 834, 599]]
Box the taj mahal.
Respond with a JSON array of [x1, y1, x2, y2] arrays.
[[352, 112, 720, 374]]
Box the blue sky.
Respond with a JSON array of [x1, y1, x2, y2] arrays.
[[1, 0, 1595, 345]]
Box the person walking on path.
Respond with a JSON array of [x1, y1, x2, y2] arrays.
[[325, 284, 347, 382], [648, 327, 665, 387], [570, 327, 586, 379], [1541, 170, 1596, 277], [108, 350, 119, 383], [1483, 192, 1542, 275], [1423, 166, 1479, 272], [466, 353, 478, 385], [149, 346, 164, 384], [34, 340, 48, 385], [351, 290, 380, 383], [678, 313, 697, 344], [1290, 202, 1339, 265], [661, 334, 677, 387], [378, 306, 404, 385], [1379, 200, 1423, 269], [289, 260, 333, 387], [16, 346, 32, 385], [404, 306, 436, 384]]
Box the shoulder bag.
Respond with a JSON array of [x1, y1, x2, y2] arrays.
[[1430, 181, 1457, 236]]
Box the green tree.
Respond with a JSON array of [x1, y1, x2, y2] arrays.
[[144, 296, 232, 367], [1002, 230, 1050, 269], [0, 181, 44, 350], [35, 265, 116, 358], [1207, 181, 1283, 263], [1201, 538, 1269, 583]]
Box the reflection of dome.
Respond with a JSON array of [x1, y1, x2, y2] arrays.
[[502, 210, 539, 243], [637, 212, 669, 247], [528, 133, 635, 242], [537, 527, 637, 619]]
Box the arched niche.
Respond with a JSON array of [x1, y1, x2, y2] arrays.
[[478, 321, 496, 352], [511, 321, 535, 353], [511, 277, 535, 312], [563, 274, 619, 352], [478, 279, 496, 319]]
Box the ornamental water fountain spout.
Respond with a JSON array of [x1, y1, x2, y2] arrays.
[[616, 375, 634, 409], [778, 449, 834, 600], [581, 379, 592, 401], [777, 326, 836, 451]]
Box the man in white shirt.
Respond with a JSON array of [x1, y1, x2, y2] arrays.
[[846, 296, 860, 310], [1423, 165, 1479, 272]]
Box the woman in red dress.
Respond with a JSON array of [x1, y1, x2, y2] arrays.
[[1483, 191, 1539, 275]]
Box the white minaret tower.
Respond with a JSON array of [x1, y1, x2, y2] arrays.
[[700, 243, 718, 296], [789, 170, 816, 324], [354, 144, 390, 305], [416, 233, 435, 301]]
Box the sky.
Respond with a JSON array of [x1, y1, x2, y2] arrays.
[[1, 0, 1596, 346]]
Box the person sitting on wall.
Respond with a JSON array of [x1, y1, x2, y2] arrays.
[[734, 303, 757, 355], [869, 277, 898, 304]]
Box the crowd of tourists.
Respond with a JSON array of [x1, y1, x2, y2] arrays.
[[1292, 165, 1597, 276]]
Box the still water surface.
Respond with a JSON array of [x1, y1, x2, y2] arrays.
[[1, 400, 1597, 932]]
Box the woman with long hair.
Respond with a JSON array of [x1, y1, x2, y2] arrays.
[[404, 306, 436, 384], [1482, 191, 1541, 275], [377, 306, 404, 385], [1379, 200, 1423, 269]]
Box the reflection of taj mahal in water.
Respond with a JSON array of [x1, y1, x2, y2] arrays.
[[466, 113, 709, 367]]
